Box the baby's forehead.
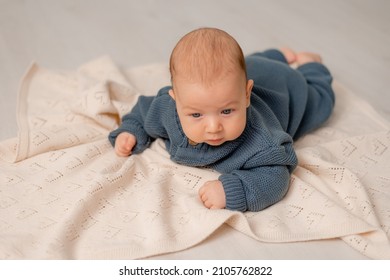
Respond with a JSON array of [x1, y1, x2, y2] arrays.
[[173, 74, 247, 107], [172, 63, 245, 88]]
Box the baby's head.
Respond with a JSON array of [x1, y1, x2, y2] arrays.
[[169, 27, 247, 86], [169, 27, 253, 146]]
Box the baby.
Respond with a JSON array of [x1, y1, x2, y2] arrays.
[[108, 27, 334, 212]]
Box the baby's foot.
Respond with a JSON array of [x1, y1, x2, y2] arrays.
[[296, 52, 322, 66], [279, 47, 297, 64]]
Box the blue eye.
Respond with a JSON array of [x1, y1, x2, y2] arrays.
[[221, 109, 232, 115], [191, 113, 201, 118]]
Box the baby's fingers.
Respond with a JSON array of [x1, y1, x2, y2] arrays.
[[203, 199, 213, 209], [114, 133, 136, 157], [115, 145, 132, 157]]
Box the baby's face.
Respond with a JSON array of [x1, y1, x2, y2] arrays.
[[169, 74, 253, 146]]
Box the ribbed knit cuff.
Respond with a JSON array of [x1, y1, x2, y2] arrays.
[[219, 174, 247, 212]]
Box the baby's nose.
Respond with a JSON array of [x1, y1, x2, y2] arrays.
[[206, 117, 222, 133]]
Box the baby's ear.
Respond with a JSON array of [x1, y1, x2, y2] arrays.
[[168, 89, 176, 100], [246, 79, 254, 107]]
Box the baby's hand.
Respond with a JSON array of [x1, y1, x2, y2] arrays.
[[198, 180, 226, 209], [114, 132, 137, 157]]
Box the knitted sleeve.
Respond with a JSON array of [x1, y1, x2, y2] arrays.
[[219, 165, 290, 212], [108, 95, 155, 154]]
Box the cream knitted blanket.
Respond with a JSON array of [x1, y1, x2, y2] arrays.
[[0, 57, 389, 259]]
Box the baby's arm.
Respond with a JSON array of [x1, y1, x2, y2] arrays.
[[114, 132, 137, 157], [108, 95, 157, 155], [198, 180, 226, 209], [219, 165, 291, 212]]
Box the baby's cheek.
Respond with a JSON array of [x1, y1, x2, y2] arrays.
[[227, 119, 246, 139], [183, 123, 202, 141]]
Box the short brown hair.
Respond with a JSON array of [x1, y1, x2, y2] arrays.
[[169, 27, 247, 86]]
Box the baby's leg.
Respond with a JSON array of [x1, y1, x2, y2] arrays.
[[293, 61, 335, 139]]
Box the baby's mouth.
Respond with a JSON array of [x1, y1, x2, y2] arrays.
[[206, 138, 224, 145]]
